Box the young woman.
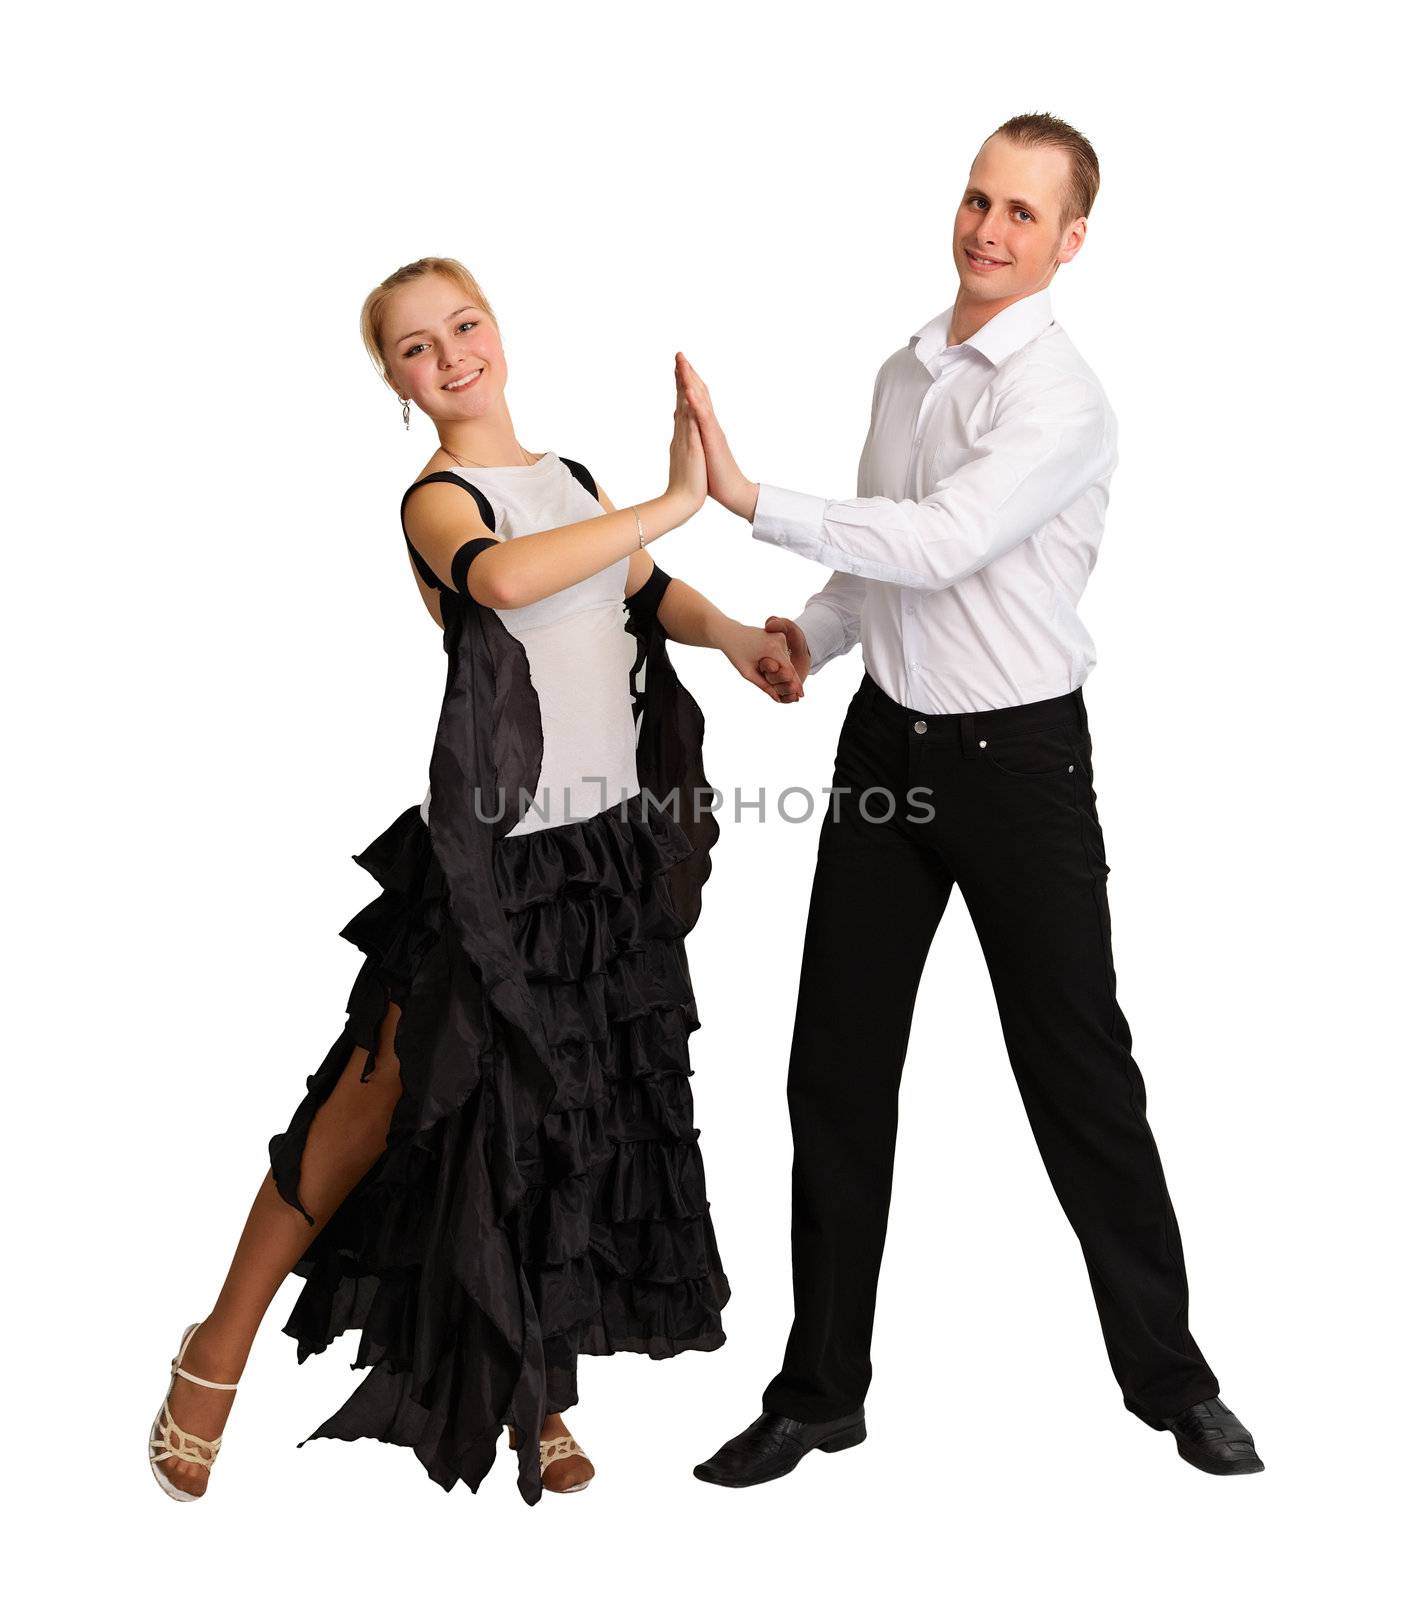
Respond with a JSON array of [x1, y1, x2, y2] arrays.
[[148, 256, 802, 1505]]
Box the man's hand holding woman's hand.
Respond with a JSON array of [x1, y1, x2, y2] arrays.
[[713, 618, 806, 703], [758, 616, 810, 701]]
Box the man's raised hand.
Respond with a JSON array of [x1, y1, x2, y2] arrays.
[[675, 352, 760, 520]]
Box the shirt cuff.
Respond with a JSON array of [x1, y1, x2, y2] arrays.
[[791, 602, 849, 675], [750, 482, 831, 554]]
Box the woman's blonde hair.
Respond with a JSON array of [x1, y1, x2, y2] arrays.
[[359, 257, 499, 389]]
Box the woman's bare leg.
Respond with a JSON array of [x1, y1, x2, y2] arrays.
[[154, 1002, 405, 1497]]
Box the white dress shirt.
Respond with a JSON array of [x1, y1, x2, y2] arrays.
[[752, 288, 1119, 713]]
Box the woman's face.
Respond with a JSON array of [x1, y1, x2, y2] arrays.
[[383, 274, 507, 425]]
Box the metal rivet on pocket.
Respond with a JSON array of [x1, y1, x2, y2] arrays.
[[1068, 764, 1075, 773], [978, 739, 987, 749]]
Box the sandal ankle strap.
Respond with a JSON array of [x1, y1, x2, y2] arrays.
[[171, 1323, 239, 1392], [172, 1361, 239, 1392]]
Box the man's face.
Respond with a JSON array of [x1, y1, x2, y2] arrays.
[[950, 134, 1084, 305]]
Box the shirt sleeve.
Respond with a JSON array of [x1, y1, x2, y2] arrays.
[[750, 373, 1115, 591], [792, 569, 865, 674]]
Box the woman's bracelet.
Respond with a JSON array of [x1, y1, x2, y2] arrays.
[[633, 506, 648, 548]]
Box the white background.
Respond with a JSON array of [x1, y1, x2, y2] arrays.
[[7, 1, 1396, 1593]]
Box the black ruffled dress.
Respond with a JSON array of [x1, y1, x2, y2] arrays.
[[265, 455, 727, 1504]]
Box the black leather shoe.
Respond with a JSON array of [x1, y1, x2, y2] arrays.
[[1159, 1398, 1264, 1475], [693, 1409, 867, 1487]]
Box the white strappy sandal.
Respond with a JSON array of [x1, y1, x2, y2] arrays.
[[148, 1321, 240, 1501], [507, 1424, 595, 1493]]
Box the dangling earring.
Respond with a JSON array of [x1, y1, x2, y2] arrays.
[[400, 395, 411, 430]]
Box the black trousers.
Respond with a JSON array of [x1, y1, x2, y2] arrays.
[[761, 672, 1220, 1427]]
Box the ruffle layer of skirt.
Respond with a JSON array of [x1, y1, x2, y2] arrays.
[[266, 792, 729, 1503]]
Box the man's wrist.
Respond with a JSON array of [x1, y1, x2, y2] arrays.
[[722, 476, 754, 521], [791, 604, 844, 675]]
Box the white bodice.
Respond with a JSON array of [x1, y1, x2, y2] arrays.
[[419, 453, 640, 837]]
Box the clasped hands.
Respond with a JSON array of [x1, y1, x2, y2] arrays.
[[671, 353, 810, 706]]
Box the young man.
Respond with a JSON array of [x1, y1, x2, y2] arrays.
[[680, 112, 1263, 1483]]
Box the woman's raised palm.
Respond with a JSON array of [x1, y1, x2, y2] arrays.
[[667, 360, 708, 515]]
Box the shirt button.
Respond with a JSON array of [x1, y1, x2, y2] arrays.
[[913, 720, 927, 734]]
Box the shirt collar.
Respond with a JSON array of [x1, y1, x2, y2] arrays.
[[908, 287, 1055, 375]]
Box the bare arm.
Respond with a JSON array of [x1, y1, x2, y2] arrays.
[[655, 572, 736, 650], [404, 482, 693, 611], [471, 491, 693, 608]]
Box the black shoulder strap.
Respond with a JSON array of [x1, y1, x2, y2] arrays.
[[399, 471, 497, 591], [558, 455, 599, 503]]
